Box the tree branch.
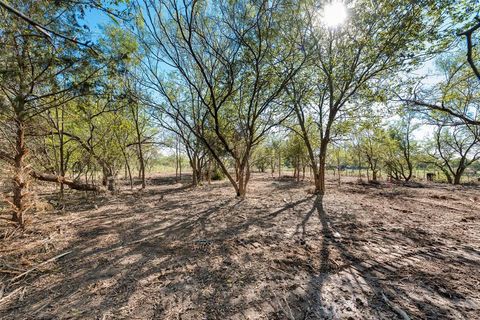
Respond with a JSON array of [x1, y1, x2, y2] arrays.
[[458, 19, 480, 81]]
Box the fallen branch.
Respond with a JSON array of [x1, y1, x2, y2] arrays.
[[381, 292, 410, 320], [30, 172, 102, 192], [0, 286, 23, 306], [9, 250, 72, 283]]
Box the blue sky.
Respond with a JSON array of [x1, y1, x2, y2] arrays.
[[82, 6, 123, 40]]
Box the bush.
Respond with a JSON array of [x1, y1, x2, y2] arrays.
[[211, 167, 225, 181]]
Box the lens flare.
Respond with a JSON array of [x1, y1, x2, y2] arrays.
[[323, 1, 347, 28]]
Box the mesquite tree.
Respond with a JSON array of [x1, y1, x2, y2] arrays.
[[428, 123, 480, 184], [288, 0, 450, 194], [136, 0, 306, 196], [384, 110, 419, 181]]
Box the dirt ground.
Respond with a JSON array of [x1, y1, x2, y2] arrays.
[[0, 173, 479, 319]]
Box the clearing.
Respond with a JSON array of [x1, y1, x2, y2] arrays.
[[0, 174, 479, 319]]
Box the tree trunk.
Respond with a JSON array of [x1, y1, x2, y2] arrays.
[[126, 159, 133, 190], [404, 162, 413, 182], [337, 151, 341, 186], [179, 154, 182, 181], [318, 168, 325, 195], [296, 157, 300, 182], [207, 159, 211, 185], [315, 140, 329, 195], [278, 152, 281, 178], [56, 105, 65, 201], [12, 118, 27, 225], [437, 166, 453, 184], [236, 161, 250, 197], [102, 167, 115, 191], [190, 155, 199, 187], [196, 156, 203, 185], [358, 154, 361, 178], [453, 169, 464, 185], [192, 164, 198, 186], [445, 173, 453, 184], [102, 167, 108, 187], [175, 141, 179, 182], [237, 167, 245, 197], [136, 131, 146, 189], [107, 176, 115, 192]]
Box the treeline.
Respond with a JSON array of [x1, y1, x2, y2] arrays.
[[251, 114, 480, 184], [0, 0, 478, 226]]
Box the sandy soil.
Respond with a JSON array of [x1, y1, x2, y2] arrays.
[[0, 173, 479, 319]]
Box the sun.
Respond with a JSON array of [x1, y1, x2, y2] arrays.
[[322, 1, 348, 28]]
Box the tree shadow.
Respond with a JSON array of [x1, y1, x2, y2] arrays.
[[0, 181, 317, 319], [0, 181, 478, 320], [293, 195, 477, 319]]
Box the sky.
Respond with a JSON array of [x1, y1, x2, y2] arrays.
[[82, 8, 110, 36]]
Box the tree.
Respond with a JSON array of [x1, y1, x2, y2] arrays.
[[289, 0, 448, 194], [427, 123, 480, 184], [403, 53, 480, 126], [357, 124, 389, 182], [283, 131, 310, 181], [136, 0, 306, 197], [384, 110, 420, 181], [0, 0, 113, 225]]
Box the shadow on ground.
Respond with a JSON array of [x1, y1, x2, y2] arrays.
[[0, 175, 479, 319]]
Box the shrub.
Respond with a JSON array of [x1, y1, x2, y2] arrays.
[[211, 167, 225, 181]]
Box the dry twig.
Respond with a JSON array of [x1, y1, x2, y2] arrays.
[[9, 250, 72, 283]]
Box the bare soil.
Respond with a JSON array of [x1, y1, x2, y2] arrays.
[[0, 174, 479, 319]]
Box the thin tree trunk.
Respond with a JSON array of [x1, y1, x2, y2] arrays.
[[12, 118, 27, 225], [55, 105, 65, 202], [337, 150, 341, 186], [125, 159, 133, 190], [278, 152, 281, 178], [179, 153, 182, 181], [175, 140, 179, 182], [135, 124, 146, 188], [315, 139, 329, 195], [296, 157, 300, 182], [207, 159, 211, 185]]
